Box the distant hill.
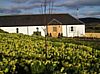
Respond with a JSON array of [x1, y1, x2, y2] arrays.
[[79, 17, 100, 33], [79, 17, 100, 24], [0, 29, 8, 33]]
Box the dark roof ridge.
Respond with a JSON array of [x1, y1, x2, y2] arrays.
[[0, 13, 69, 17], [66, 14, 84, 24], [0, 13, 84, 27]]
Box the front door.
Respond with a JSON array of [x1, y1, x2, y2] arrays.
[[47, 19, 62, 37], [52, 26, 58, 37]]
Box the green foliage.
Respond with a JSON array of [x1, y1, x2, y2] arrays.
[[31, 61, 45, 74], [0, 33, 100, 74], [32, 31, 41, 36], [0, 29, 8, 33]]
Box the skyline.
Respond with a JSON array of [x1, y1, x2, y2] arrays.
[[0, 0, 100, 18]]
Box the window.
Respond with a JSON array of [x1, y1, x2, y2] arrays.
[[53, 27, 57, 32], [16, 28, 19, 33], [71, 26, 74, 31], [87, 27, 93, 29], [95, 27, 100, 30]]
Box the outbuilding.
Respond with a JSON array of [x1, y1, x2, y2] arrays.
[[0, 13, 85, 37]]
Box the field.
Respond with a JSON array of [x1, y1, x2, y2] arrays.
[[85, 33, 100, 38], [0, 33, 100, 74]]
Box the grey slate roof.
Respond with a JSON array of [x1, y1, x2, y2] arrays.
[[0, 14, 84, 27]]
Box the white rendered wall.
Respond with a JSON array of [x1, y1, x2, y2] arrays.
[[66, 25, 85, 37], [1, 26, 45, 36], [62, 25, 67, 37], [1, 25, 85, 37]]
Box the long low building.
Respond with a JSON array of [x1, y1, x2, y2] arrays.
[[0, 13, 85, 37]]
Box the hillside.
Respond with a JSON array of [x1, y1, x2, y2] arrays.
[[79, 17, 100, 33], [79, 17, 100, 24]]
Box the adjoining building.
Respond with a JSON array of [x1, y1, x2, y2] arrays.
[[0, 13, 85, 37], [79, 17, 100, 38]]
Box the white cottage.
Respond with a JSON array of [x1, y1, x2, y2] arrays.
[[0, 13, 85, 37]]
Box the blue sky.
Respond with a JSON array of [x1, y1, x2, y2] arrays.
[[0, 0, 100, 18]]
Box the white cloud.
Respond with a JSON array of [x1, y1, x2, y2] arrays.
[[0, 8, 21, 14], [11, 0, 29, 3], [12, 3, 42, 10], [55, 0, 100, 9]]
